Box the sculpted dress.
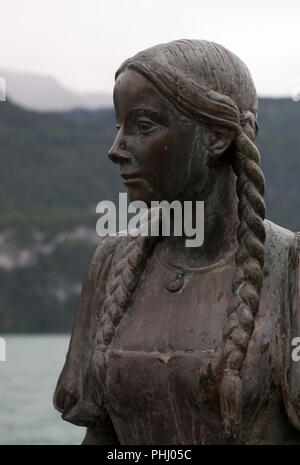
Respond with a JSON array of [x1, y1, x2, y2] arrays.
[[54, 219, 300, 444]]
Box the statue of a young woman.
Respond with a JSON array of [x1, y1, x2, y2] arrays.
[[53, 40, 300, 445]]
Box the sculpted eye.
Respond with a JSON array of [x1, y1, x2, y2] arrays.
[[137, 119, 156, 134], [116, 124, 120, 131]]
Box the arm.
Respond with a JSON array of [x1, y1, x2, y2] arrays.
[[82, 416, 119, 445], [280, 232, 300, 429], [53, 235, 123, 441]]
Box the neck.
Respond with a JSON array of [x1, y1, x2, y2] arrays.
[[158, 164, 239, 268]]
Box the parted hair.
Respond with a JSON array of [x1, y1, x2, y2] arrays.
[[93, 40, 266, 440]]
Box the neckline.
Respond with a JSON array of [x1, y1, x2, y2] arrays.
[[156, 244, 236, 273]]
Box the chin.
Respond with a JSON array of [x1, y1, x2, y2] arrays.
[[126, 185, 157, 206]]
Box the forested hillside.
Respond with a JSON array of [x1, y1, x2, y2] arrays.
[[0, 98, 299, 332]]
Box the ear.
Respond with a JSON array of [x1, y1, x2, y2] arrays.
[[209, 127, 234, 158]]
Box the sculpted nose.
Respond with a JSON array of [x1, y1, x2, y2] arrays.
[[107, 132, 130, 164]]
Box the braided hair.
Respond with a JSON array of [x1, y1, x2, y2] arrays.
[[91, 211, 161, 404], [220, 113, 265, 438], [95, 40, 266, 440]]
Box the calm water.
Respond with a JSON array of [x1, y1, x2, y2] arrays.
[[0, 335, 85, 445]]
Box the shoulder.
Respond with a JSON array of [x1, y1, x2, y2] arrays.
[[263, 219, 296, 272], [263, 219, 300, 288], [88, 234, 132, 285], [92, 234, 130, 263], [264, 218, 295, 252]]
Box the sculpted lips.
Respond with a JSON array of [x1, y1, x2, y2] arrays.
[[120, 171, 144, 184]]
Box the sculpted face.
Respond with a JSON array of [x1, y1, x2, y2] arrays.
[[108, 69, 212, 204]]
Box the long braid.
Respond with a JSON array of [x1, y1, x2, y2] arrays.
[[220, 112, 266, 439], [98, 234, 156, 347], [91, 210, 161, 405]]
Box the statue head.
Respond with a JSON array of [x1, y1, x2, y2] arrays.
[[104, 40, 266, 440], [109, 39, 259, 205]]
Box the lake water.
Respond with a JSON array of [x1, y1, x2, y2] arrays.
[[0, 335, 85, 445]]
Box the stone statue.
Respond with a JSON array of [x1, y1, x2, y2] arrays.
[[53, 39, 300, 444]]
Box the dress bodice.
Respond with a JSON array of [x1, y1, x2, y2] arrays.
[[104, 248, 234, 444], [53, 220, 300, 444]]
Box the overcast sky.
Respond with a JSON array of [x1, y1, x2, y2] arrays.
[[0, 0, 299, 97]]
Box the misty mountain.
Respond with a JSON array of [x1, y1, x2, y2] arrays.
[[0, 69, 112, 112]]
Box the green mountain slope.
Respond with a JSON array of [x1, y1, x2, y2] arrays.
[[0, 98, 299, 332]]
